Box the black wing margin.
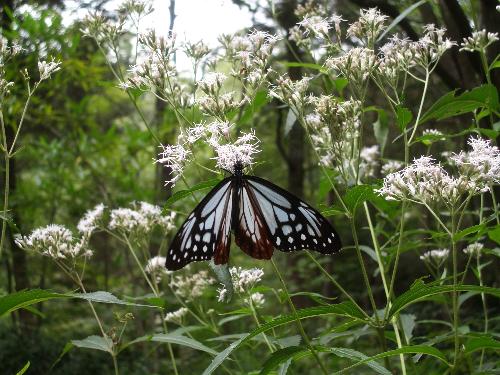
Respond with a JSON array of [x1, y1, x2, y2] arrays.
[[243, 176, 342, 255], [166, 177, 234, 271]]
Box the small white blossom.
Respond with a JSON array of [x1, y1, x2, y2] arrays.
[[164, 307, 188, 324], [463, 243, 484, 257], [460, 30, 499, 52], [450, 136, 500, 189], [217, 267, 264, 303], [145, 255, 171, 281], [213, 131, 260, 173], [245, 292, 265, 308], [109, 208, 144, 232], [347, 8, 388, 45], [381, 160, 404, 175], [420, 248, 450, 262], [38, 59, 61, 81], [197, 72, 226, 95], [156, 143, 191, 186], [326, 48, 377, 90], [360, 145, 380, 178], [298, 15, 331, 37], [170, 270, 215, 301], [77, 203, 105, 236], [269, 75, 311, 114], [16, 224, 92, 259]]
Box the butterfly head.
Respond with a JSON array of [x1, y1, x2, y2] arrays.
[[233, 161, 244, 177]]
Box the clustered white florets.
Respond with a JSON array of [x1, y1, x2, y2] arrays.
[[145, 255, 171, 281], [38, 59, 62, 81], [77, 203, 105, 237], [463, 243, 484, 257], [420, 248, 450, 263], [164, 307, 188, 324], [170, 270, 215, 301], [377, 137, 498, 207], [213, 132, 260, 173], [15, 224, 92, 259], [460, 30, 499, 52], [156, 144, 191, 186], [217, 267, 264, 303], [108, 202, 176, 233]]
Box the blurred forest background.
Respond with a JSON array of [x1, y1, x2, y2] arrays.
[[0, 0, 499, 374]]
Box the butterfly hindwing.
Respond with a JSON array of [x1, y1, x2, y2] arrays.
[[234, 181, 274, 260], [166, 178, 234, 270], [243, 176, 342, 255]]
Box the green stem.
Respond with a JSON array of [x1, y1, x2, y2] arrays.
[[450, 208, 460, 371], [271, 258, 329, 375], [408, 68, 430, 145], [477, 254, 488, 369]]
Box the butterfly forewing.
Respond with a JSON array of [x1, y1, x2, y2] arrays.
[[166, 178, 234, 271], [244, 176, 342, 255], [235, 181, 274, 260]]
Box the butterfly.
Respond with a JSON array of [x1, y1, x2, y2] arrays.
[[165, 162, 342, 271]]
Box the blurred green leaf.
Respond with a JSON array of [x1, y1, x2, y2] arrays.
[[419, 84, 499, 124], [464, 336, 500, 354], [72, 335, 113, 353], [488, 225, 500, 245], [278, 61, 328, 74], [164, 178, 221, 209], [396, 106, 413, 131], [373, 109, 389, 155]]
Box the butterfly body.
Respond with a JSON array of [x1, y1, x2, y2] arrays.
[[166, 163, 341, 271]]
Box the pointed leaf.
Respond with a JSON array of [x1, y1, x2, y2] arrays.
[[164, 178, 221, 209], [72, 335, 113, 353]]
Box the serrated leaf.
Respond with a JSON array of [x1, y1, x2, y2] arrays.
[[453, 223, 486, 242], [72, 335, 113, 353], [164, 178, 221, 209], [419, 84, 499, 124], [343, 185, 377, 213]]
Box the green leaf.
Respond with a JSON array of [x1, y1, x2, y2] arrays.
[[453, 223, 486, 242], [334, 78, 349, 94], [164, 178, 221, 209], [373, 109, 389, 155], [488, 225, 500, 245], [396, 106, 413, 131], [15, 362, 30, 375], [332, 345, 450, 374], [419, 84, 500, 124], [202, 302, 367, 375], [388, 282, 500, 318], [343, 185, 377, 213], [400, 314, 417, 343], [259, 346, 311, 375], [0, 289, 65, 317], [464, 336, 500, 354], [0, 289, 157, 317], [284, 109, 297, 136], [377, 0, 429, 42], [122, 333, 218, 356], [72, 335, 113, 353]]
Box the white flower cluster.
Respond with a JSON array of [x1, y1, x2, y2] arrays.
[[156, 144, 191, 186], [15, 224, 92, 259], [347, 8, 388, 46], [109, 202, 176, 234], [220, 30, 278, 91], [164, 307, 188, 324], [212, 132, 260, 173], [360, 145, 380, 179], [463, 243, 484, 257], [145, 255, 171, 281], [183, 40, 211, 62], [450, 136, 500, 190], [420, 248, 450, 262], [377, 156, 477, 206], [326, 47, 377, 91], [0, 37, 22, 96], [244, 292, 266, 308], [381, 160, 404, 176], [38, 59, 62, 81], [217, 266, 264, 302], [460, 30, 499, 52], [269, 75, 312, 115], [170, 270, 215, 301], [81, 10, 126, 44], [77, 203, 105, 237]]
